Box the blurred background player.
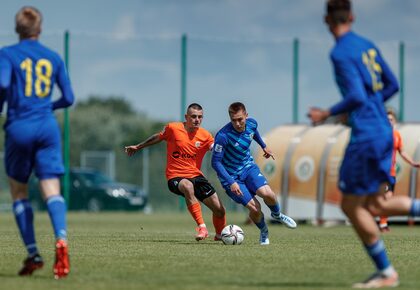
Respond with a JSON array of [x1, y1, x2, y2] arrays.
[[0, 7, 74, 278], [125, 103, 226, 241], [211, 102, 296, 246], [308, 0, 420, 288], [378, 108, 420, 232]]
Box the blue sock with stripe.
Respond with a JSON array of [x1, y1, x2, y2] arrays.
[[268, 203, 280, 216], [13, 199, 38, 256], [46, 195, 67, 240], [254, 215, 267, 231], [364, 239, 391, 271], [409, 199, 420, 216]]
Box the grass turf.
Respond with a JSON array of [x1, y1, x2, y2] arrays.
[[0, 212, 419, 290]]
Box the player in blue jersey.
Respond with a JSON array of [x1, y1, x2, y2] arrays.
[[212, 102, 296, 245], [308, 1, 420, 288], [0, 7, 74, 279]]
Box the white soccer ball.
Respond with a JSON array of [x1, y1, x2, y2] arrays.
[[221, 224, 244, 245]]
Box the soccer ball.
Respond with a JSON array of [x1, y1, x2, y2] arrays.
[[221, 224, 244, 245]]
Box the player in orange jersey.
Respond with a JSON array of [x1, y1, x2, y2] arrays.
[[378, 108, 420, 232], [125, 103, 226, 241]]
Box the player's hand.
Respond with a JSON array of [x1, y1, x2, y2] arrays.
[[307, 107, 330, 126], [263, 147, 275, 160], [124, 145, 140, 156], [230, 182, 243, 196], [413, 162, 420, 168]]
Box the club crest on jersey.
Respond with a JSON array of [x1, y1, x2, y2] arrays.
[[215, 144, 223, 153], [249, 133, 254, 139], [195, 141, 201, 148]]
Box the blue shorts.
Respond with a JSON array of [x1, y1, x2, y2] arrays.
[[223, 164, 268, 206], [339, 137, 393, 195], [5, 117, 64, 183]]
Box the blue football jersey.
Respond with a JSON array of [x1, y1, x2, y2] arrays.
[[328, 31, 398, 143], [0, 39, 74, 122], [212, 118, 266, 186]]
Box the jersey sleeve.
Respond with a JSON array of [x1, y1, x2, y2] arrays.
[[376, 49, 399, 102], [329, 54, 368, 116], [206, 132, 214, 151], [0, 49, 12, 89], [250, 119, 266, 149], [211, 132, 235, 186], [158, 123, 171, 141], [396, 130, 403, 151], [52, 59, 75, 110]]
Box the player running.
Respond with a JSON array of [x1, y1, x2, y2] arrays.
[[211, 102, 296, 246], [308, 0, 420, 288], [125, 103, 226, 241], [378, 108, 420, 232], [0, 7, 74, 279]]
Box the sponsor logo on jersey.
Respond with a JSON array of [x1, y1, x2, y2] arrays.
[[172, 151, 197, 159], [215, 144, 223, 153]]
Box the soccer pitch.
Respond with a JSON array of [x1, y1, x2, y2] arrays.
[[0, 212, 419, 290]]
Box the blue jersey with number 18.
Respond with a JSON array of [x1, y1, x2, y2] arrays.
[[328, 31, 399, 143], [0, 39, 74, 123]]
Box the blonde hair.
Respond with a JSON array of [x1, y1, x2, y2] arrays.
[[15, 6, 42, 39]]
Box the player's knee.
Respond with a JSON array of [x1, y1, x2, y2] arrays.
[[215, 205, 226, 217], [366, 201, 382, 216]]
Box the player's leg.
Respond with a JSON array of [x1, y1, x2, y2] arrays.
[[35, 118, 69, 279], [9, 178, 44, 276], [246, 165, 296, 229], [5, 124, 43, 276], [202, 194, 226, 240], [341, 194, 399, 288], [224, 180, 268, 245], [340, 139, 399, 288], [245, 198, 269, 245], [39, 178, 69, 279], [175, 178, 208, 240], [194, 176, 226, 240]]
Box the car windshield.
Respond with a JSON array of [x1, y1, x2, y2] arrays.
[[77, 171, 113, 186]]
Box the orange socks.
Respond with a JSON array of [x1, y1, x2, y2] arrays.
[[187, 202, 204, 226], [212, 214, 226, 235], [379, 216, 388, 227]]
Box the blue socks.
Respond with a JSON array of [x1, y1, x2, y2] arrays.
[[46, 195, 67, 241], [268, 203, 280, 216], [410, 199, 420, 216], [13, 199, 38, 256], [364, 239, 391, 271], [254, 215, 267, 231]]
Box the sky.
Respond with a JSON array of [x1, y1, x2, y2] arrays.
[[1, 0, 420, 134]]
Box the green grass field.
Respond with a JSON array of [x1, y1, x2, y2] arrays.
[[0, 212, 419, 290]]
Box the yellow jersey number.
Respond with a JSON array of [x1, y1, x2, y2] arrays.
[[362, 49, 383, 92], [20, 58, 53, 98]]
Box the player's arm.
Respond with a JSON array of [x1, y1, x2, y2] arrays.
[[124, 133, 162, 156], [252, 122, 274, 160], [398, 148, 420, 168], [0, 50, 12, 90], [309, 55, 367, 124], [377, 50, 399, 102], [0, 51, 12, 114], [52, 60, 75, 110], [211, 134, 242, 195]]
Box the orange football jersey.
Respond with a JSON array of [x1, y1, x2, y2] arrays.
[[159, 122, 214, 180], [390, 129, 402, 177]]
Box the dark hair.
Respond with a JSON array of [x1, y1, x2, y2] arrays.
[[387, 107, 398, 120], [326, 0, 351, 25], [228, 102, 246, 115], [187, 103, 203, 112], [15, 6, 42, 38]]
